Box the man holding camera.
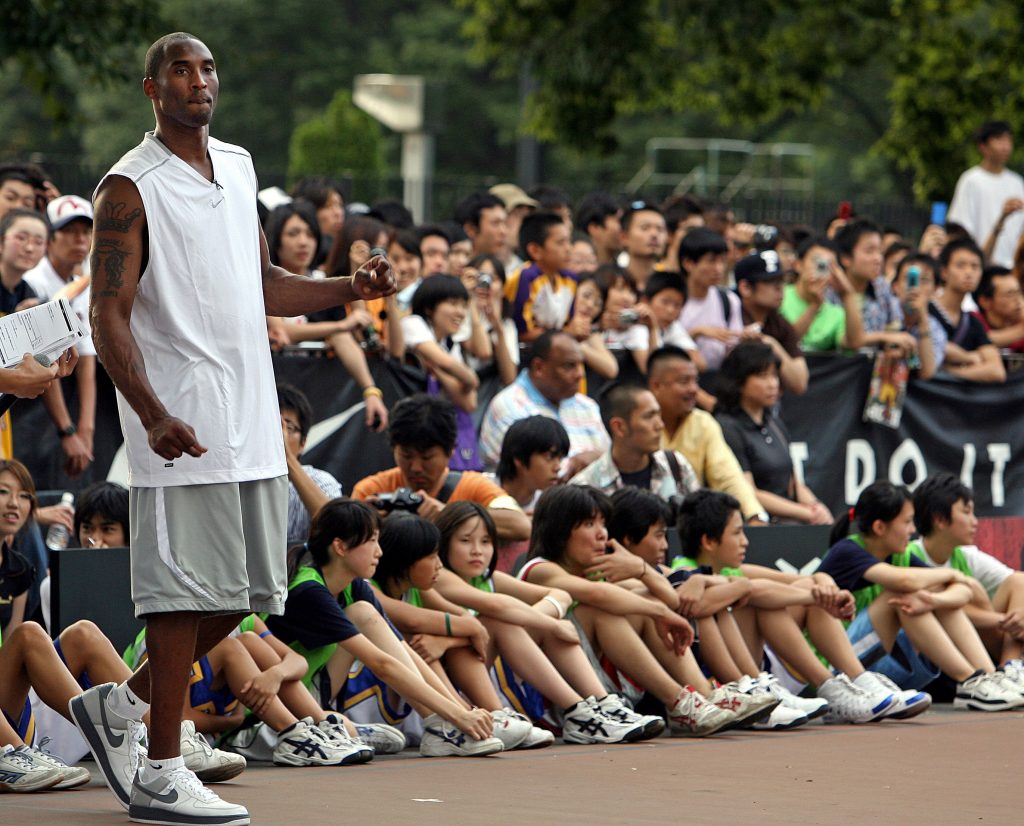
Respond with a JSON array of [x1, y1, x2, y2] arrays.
[[569, 382, 700, 502], [352, 393, 530, 540]]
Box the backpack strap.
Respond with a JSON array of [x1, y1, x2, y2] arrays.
[[436, 470, 464, 503], [717, 286, 733, 325], [662, 449, 685, 492]]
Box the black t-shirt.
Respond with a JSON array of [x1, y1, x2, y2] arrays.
[[0, 280, 37, 317], [619, 463, 654, 490], [0, 544, 34, 631], [928, 302, 991, 351], [816, 537, 928, 593], [267, 575, 394, 650], [716, 408, 794, 499]]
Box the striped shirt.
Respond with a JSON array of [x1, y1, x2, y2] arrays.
[[479, 370, 609, 469]]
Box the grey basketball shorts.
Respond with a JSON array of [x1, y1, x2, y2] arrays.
[[129, 476, 287, 618]]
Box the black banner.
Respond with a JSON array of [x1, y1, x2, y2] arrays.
[[13, 352, 1021, 518]]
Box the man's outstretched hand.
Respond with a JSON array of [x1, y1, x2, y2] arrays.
[[352, 253, 397, 300]]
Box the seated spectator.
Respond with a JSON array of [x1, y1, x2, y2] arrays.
[[479, 331, 609, 475], [456, 192, 509, 262], [619, 200, 668, 292], [891, 253, 945, 378], [268, 204, 391, 429], [780, 236, 863, 351], [0, 163, 45, 220], [489, 183, 537, 271], [388, 229, 424, 301], [290, 177, 345, 268], [25, 195, 97, 479], [715, 341, 832, 525], [973, 264, 1024, 352], [353, 394, 530, 541], [833, 219, 914, 354], [570, 383, 700, 499], [562, 271, 619, 380], [403, 274, 484, 469], [504, 211, 577, 341], [278, 383, 342, 545], [646, 346, 765, 523], [595, 265, 657, 374], [497, 415, 570, 515], [909, 473, 1024, 675], [443, 222, 473, 277], [574, 192, 622, 266], [455, 254, 518, 387], [641, 271, 704, 371], [418, 224, 451, 276], [0, 459, 37, 637], [734, 251, 808, 394], [678, 227, 742, 371], [930, 239, 1006, 383], [0, 208, 45, 317]]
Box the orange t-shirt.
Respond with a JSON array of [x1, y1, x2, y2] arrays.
[[352, 467, 514, 509]]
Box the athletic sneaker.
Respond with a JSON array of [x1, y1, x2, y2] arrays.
[[751, 673, 828, 724], [419, 714, 504, 757], [69, 681, 148, 809], [317, 714, 374, 763], [25, 738, 91, 789], [1000, 659, 1024, 691], [354, 722, 407, 755], [667, 687, 734, 737], [273, 718, 367, 766], [818, 673, 894, 724], [492, 708, 554, 749], [595, 694, 665, 739], [0, 744, 64, 793], [179, 721, 247, 782], [490, 708, 533, 750], [563, 696, 649, 744], [129, 763, 249, 826], [709, 678, 780, 728], [954, 671, 1024, 711], [854, 671, 932, 720]]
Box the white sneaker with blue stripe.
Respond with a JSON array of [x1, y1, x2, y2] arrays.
[[419, 714, 504, 757], [854, 671, 932, 719], [818, 673, 894, 723]]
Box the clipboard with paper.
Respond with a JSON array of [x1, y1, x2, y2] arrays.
[[0, 297, 86, 368]]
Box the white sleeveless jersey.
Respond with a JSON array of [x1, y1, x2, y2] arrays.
[[98, 132, 285, 487]]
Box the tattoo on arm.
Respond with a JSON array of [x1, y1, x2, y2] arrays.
[[97, 201, 142, 233], [94, 240, 127, 297], [93, 200, 142, 297]]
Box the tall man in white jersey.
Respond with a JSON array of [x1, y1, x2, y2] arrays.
[[68, 33, 395, 826]]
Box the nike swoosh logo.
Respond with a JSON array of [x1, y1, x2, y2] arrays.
[[127, 695, 137, 706], [138, 784, 179, 805], [98, 691, 125, 749]]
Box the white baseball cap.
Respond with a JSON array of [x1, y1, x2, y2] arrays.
[[46, 195, 94, 231]]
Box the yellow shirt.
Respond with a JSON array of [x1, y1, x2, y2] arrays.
[[661, 408, 762, 519]]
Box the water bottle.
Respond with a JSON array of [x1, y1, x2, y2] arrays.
[[45, 491, 75, 551]]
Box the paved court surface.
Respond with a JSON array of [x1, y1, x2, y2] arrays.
[[3, 706, 1018, 825]]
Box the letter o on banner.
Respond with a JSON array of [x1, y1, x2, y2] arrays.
[[888, 439, 927, 490]]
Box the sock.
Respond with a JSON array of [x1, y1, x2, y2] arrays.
[[140, 754, 184, 782], [106, 682, 149, 723]]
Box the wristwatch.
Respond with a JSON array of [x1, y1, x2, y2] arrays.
[[57, 424, 77, 439]]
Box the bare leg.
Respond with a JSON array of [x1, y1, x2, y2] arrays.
[[992, 574, 1024, 663], [718, 611, 761, 676], [236, 631, 335, 728], [529, 627, 607, 699], [638, 616, 713, 694], [127, 612, 247, 705], [695, 616, 744, 683], [58, 620, 133, 686], [443, 647, 505, 710], [139, 612, 201, 760], [482, 617, 581, 709], [0, 622, 82, 724], [803, 606, 866, 677], [732, 606, 764, 662], [755, 607, 832, 686], [577, 606, 683, 706], [0, 713, 24, 747], [204, 637, 296, 732], [870, 593, 975, 681], [933, 607, 995, 672]]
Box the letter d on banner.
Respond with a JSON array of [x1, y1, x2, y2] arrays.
[[845, 439, 875, 504]]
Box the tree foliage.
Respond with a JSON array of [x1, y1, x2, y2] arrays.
[[288, 90, 386, 182], [1, 0, 162, 122], [461, 0, 1024, 203]]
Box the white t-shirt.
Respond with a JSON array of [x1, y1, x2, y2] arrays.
[[99, 132, 286, 487], [602, 323, 648, 351], [680, 287, 743, 370], [657, 319, 699, 352], [914, 539, 1015, 599], [948, 165, 1024, 268], [454, 315, 519, 371], [24, 257, 96, 357], [401, 314, 465, 362]]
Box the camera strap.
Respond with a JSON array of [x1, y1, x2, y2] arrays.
[[436, 470, 463, 503]]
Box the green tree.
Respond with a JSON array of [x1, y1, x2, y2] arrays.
[[288, 90, 386, 181]]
